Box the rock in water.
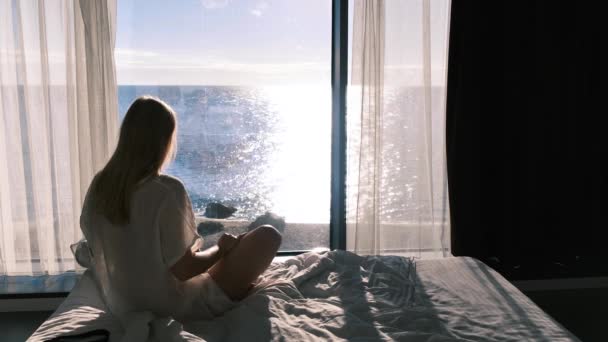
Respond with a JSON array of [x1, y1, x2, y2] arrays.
[[204, 203, 237, 219], [248, 211, 286, 233], [197, 221, 224, 236]]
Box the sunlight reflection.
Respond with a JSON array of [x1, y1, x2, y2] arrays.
[[261, 85, 331, 224]]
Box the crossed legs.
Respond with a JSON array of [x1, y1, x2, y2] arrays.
[[207, 225, 282, 301]]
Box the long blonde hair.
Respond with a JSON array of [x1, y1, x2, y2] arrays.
[[93, 96, 177, 224]]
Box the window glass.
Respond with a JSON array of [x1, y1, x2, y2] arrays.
[[116, 0, 332, 251]]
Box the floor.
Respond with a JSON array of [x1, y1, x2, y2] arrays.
[[525, 287, 608, 342], [0, 311, 53, 342]]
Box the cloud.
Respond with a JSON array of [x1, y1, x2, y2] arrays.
[[113, 47, 331, 85], [250, 1, 268, 17], [115, 48, 326, 72], [201, 0, 229, 9], [114, 48, 160, 58]]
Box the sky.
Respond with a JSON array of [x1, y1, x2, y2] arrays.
[[114, 0, 451, 86], [115, 0, 332, 85]]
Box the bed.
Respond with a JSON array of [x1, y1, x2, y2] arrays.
[[28, 251, 579, 341]]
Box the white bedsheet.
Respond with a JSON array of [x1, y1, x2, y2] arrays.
[[28, 251, 579, 341]]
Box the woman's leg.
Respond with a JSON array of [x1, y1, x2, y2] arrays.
[[207, 225, 282, 301]]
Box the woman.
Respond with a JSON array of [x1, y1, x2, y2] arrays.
[[79, 96, 281, 321]]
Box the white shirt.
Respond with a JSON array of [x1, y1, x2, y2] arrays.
[[80, 174, 204, 320]]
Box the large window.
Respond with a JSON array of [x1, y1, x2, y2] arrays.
[[115, 0, 332, 251], [0, 0, 451, 296]]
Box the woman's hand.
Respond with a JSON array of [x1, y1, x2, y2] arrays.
[[217, 233, 240, 256]]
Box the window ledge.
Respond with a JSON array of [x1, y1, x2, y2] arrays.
[[0, 272, 79, 299], [194, 217, 329, 252]]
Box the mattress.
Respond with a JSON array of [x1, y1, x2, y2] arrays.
[[28, 251, 579, 341]]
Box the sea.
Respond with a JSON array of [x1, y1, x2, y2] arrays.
[[117, 85, 449, 225], [118, 85, 332, 223]]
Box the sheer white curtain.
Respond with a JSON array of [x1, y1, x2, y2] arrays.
[[347, 0, 451, 257], [0, 0, 117, 275]]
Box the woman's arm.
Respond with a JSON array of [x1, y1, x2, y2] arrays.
[[170, 233, 242, 281], [170, 245, 222, 281]]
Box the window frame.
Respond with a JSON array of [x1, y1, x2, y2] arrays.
[[328, 0, 348, 252]]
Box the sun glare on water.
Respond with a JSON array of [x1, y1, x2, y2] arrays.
[[260, 85, 331, 224]]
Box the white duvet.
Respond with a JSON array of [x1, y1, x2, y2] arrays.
[[29, 251, 579, 342]]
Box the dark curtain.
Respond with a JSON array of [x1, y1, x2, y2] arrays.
[[446, 0, 608, 280]]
